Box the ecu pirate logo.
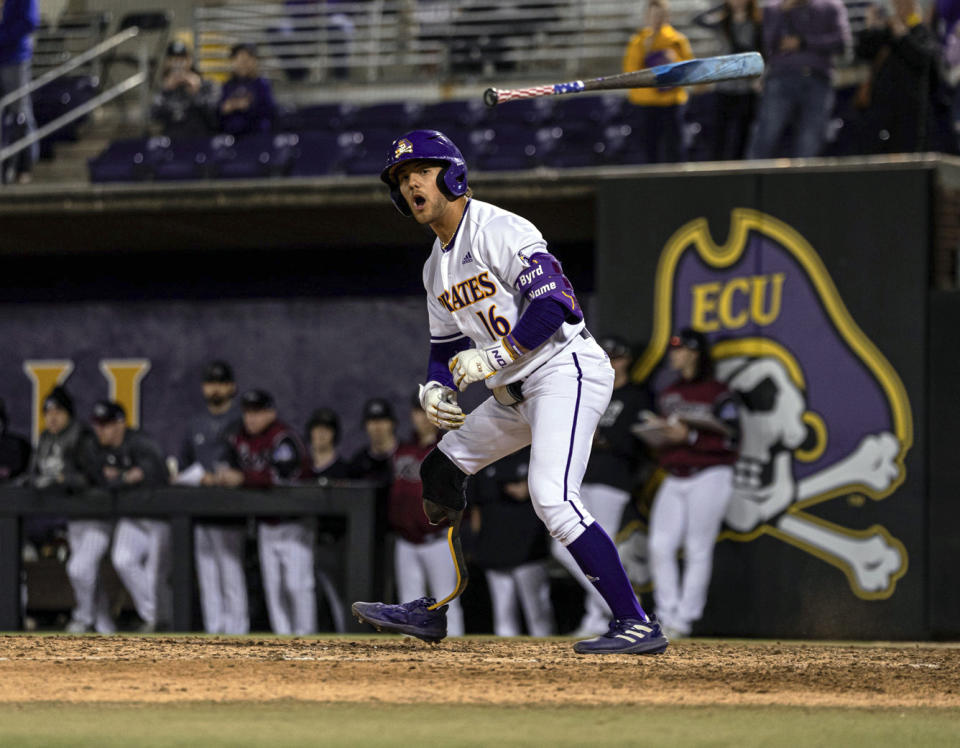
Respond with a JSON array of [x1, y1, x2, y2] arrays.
[[394, 139, 413, 158], [634, 209, 912, 600]]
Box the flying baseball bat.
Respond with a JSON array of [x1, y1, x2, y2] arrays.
[[483, 51, 763, 107]]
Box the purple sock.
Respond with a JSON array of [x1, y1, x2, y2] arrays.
[[566, 522, 647, 622]]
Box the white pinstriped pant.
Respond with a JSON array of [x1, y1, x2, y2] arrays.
[[394, 535, 464, 637], [195, 524, 249, 635], [649, 465, 734, 633], [485, 560, 554, 637], [258, 520, 317, 635], [111, 518, 172, 627], [66, 520, 116, 633]]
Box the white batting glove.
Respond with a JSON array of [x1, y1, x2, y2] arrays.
[[419, 382, 465, 430], [448, 341, 516, 391]]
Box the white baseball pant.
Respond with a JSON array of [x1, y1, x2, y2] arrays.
[[194, 524, 249, 635], [440, 335, 614, 546], [394, 534, 464, 637], [485, 561, 555, 637], [648, 465, 734, 634], [257, 520, 317, 635], [111, 518, 172, 628], [66, 520, 116, 633], [550, 482, 632, 634]]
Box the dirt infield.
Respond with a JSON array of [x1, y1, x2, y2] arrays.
[[0, 635, 957, 709]]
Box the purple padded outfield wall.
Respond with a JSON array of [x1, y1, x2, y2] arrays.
[[0, 297, 432, 459]]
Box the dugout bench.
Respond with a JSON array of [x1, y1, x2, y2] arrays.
[[0, 485, 377, 633]]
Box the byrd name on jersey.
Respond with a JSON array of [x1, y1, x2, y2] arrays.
[[425, 199, 585, 387]]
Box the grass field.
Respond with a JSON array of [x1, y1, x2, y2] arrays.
[[0, 703, 957, 747], [0, 634, 957, 746]]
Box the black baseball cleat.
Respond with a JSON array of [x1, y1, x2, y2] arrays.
[[352, 597, 448, 643], [572, 615, 669, 655]]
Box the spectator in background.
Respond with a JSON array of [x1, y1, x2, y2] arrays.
[[218, 43, 276, 136], [151, 40, 218, 139], [0, 397, 30, 481], [81, 400, 171, 633], [693, 0, 763, 160], [175, 360, 248, 635], [348, 397, 397, 486], [746, 0, 851, 159], [306, 407, 350, 481], [472, 449, 554, 638], [0, 0, 39, 184], [622, 0, 694, 163], [853, 0, 952, 154], [552, 336, 653, 636], [387, 393, 464, 636], [215, 389, 315, 635]]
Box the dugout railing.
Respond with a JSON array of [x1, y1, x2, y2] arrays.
[[0, 485, 378, 633]]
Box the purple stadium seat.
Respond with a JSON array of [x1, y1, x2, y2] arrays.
[[487, 97, 555, 127], [600, 123, 646, 165], [152, 136, 213, 181], [354, 102, 424, 130], [211, 133, 298, 179], [420, 99, 490, 131], [285, 102, 359, 132], [552, 94, 626, 126], [87, 136, 167, 182], [537, 123, 604, 169], [471, 124, 538, 172], [288, 131, 343, 176]]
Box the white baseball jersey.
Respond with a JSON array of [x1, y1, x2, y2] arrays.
[[423, 198, 584, 387]]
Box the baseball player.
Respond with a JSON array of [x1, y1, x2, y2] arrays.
[[215, 389, 315, 635], [81, 400, 171, 633], [306, 407, 350, 481], [553, 335, 654, 636], [353, 130, 667, 655], [176, 360, 248, 635], [640, 329, 739, 638], [387, 393, 464, 636]]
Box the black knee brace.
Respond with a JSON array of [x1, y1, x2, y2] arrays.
[[420, 448, 469, 524]]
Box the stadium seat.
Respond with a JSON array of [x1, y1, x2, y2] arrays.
[[552, 94, 626, 126], [537, 123, 604, 168], [151, 136, 213, 181], [420, 99, 490, 131], [487, 97, 555, 127], [211, 133, 298, 179], [285, 103, 359, 132], [287, 131, 343, 176], [87, 136, 164, 182], [471, 124, 539, 171], [354, 102, 424, 131]]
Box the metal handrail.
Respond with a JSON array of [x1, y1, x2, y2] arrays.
[[0, 25, 144, 180]]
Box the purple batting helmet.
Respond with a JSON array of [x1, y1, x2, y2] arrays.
[[380, 129, 468, 216]]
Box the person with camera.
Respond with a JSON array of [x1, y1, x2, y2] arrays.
[[151, 40, 218, 138]]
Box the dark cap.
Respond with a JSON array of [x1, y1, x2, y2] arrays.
[[44, 386, 74, 416], [598, 335, 631, 360], [363, 397, 395, 422], [203, 360, 235, 383], [230, 42, 258, 58], [241, 389, 274, 410], [670, 327, 708, 352], [91, 400, 126, 425], [166, 39, 190, 57], [307, 407, 340, 443]]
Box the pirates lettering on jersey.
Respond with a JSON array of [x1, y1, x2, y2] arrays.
[[437, 271, 498, 313]]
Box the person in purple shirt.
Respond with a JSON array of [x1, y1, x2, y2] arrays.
[[218, 43, 276, 136], [0, 0, 39, 183], [746, 0, 851, 159]]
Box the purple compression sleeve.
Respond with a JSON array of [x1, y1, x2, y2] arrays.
[[507, 297, 567, 353], [427, 336, 472, 388]]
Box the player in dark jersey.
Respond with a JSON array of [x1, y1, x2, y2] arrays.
[[306, 407, 350, 481], [641, 328, 739, 639], [553, 335, 654, 635]]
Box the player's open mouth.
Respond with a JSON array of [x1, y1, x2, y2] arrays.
[[413, 195, 426, 209]]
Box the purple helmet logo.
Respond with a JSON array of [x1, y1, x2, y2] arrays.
[[380, 129, 468, 216]]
